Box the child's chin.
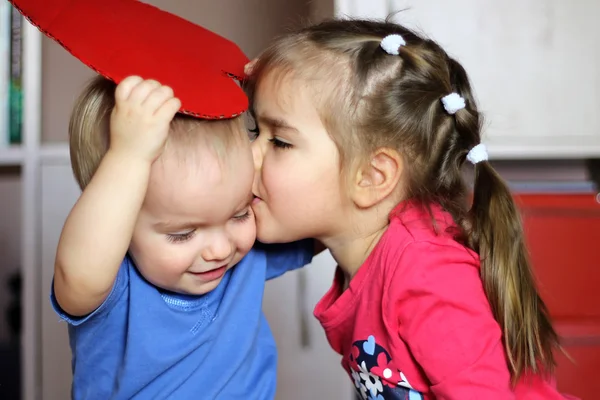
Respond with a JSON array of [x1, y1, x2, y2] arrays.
[[173, 278, 224, 296], [187, 282, 222, 296], [256, 227, 299, 245], [256, 231, 280, 244]]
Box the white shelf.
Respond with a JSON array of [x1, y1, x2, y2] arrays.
[[40, 142, 70, 163], [1, 19, 68, 399], [487, 135, 600, 160], [0, 145, 24, 166], [20, 18, 42, 400]]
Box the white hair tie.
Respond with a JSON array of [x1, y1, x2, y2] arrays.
[[381, 34, 406, 56], [441, 93, 466, 114], [466, 143, 488, 164]]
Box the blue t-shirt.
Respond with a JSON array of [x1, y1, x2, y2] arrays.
[[51, 241, 313, 400]]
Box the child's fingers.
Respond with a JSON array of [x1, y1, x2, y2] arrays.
[[114, 76, 143, 103], [155, 97, 181, 121], [142, 85, 175, 113], [128, 79, 161, 106], [244, 59, 258, 76]]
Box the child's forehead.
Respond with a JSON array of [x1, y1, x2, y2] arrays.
[[143, 170, 253, 230], [253, 73, 298, 117], [168, 116, 247, 142], [253, 71, 328, 129], [145, 143, 254, 215], [253, 67, 330, 115], [154, 144, 251, 186], [163, 117, 251, 162], [257, 68, 299, 98]]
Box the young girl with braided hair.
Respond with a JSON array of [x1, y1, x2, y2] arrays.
[[247, 19, 576, 399]]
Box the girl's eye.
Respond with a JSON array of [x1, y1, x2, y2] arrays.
[[268, 137, 293, 150], [166, 230, 196, 243], [233, 210, 252, 223]]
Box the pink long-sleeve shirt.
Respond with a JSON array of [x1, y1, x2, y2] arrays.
[[314, 202, 575, 400]]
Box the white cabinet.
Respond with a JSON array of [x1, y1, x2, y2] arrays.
[[264, 255, 353, 400], [39, 160, 77, 400], [326, 0, 600, 159]]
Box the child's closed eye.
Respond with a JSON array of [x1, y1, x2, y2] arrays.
[[233, 209, 252, 223], [166, 230, 196, 243], [268, 137, 293, 150], [248, 124, 292, 149]]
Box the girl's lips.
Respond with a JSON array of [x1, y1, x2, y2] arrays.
[[252, 195, 262, 205]]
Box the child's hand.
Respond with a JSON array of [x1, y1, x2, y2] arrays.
[[109, 76, 181, 163]]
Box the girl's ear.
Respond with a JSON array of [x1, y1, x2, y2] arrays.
[[351, 148, 403, 208]]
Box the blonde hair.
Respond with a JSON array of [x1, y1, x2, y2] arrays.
[[246, 19, 560, 382], [69, 75, 247, 189]]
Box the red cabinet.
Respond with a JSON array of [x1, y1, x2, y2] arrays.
[[516, 193, 600, 399]]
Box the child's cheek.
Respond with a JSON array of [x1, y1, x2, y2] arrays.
[[241, 219, 257, 254]]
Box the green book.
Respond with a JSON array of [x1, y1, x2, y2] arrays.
[[9, 5, 22, 145]]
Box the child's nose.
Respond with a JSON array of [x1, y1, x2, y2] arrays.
[[251, 140, 264, 173], [202, 235, 232, 263]]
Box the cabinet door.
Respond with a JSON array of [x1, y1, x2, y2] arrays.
[[517, 193, 600, 399], [40, 161, 79, 399], [333, 0, 600, 159], [264, 252, 354, 400]]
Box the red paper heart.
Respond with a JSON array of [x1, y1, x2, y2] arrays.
[[10, 0, 250, 119]]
